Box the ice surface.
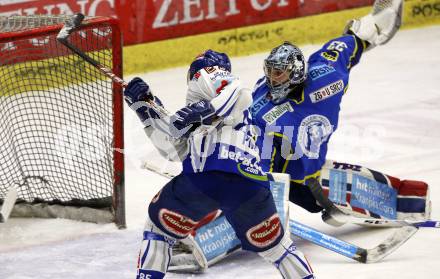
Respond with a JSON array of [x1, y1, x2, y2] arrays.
[[1, 25, 440, 279]]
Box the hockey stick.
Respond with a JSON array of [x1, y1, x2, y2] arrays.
[[56, 13, 170, 118], [325, 198, 440, 228], [0, 187, 18, 223], [57, 14, 195, 139], [142, 161, 176, 179], [289, 220, 418, 263], [329, 210, 439, 228]]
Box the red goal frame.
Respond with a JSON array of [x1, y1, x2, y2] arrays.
[[0, 16, 125, 228]]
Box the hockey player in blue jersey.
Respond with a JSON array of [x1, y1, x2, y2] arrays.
[[124, 50, 316, 278], [251, 0, 403, 216], [251, 40, 356, 214]]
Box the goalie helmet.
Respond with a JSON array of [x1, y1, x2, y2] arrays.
[[264, 42, 306, 104], [187, 49, 231, 83]]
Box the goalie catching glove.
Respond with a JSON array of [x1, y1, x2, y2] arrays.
[[345, 0, 403, 50]]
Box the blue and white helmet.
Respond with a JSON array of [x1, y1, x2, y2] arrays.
[[264, 42, 306, 104], [187, 49, 231, 83]]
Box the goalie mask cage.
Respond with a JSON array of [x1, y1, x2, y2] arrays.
[[0, 15, 125, 228]]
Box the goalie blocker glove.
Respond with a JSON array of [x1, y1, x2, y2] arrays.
[[345, 0, 403, 50]]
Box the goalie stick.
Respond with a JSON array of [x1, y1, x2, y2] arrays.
[[326, 209, 440, 228], [289, 220, 418, 263], [0, 187, 18, 223]]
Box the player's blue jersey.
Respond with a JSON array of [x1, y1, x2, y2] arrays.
[[181, 111, 268, 186], [178, 66, 268, 185], [250, 35, 366, 183]]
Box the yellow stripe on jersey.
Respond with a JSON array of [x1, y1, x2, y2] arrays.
[[289, 88, 305, 104], [347, 35, 358, 70], [291, 170, 322, 185], [269, 146, 277, 173]]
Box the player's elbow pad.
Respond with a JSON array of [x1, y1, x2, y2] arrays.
[[345, 0, 403, 50]]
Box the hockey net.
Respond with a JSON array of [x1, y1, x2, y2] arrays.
[[0, 15, 125, 228]]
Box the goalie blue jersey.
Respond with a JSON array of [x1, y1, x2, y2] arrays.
[[251, 35, 366, 183]]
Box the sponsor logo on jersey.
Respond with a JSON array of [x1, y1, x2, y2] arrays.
[[193, 71, 201, 80], [237, 163, 268, 181], [297, 114, 333, 159], [204, 66, 216, 74], [159, 209, 197, 237], [250, 94, 269, 117], [246, 214, 282, 248], [309, 79, 344, 103], [262, 102, 293, 124], [321, 50, 339, 62], [219, 144, 262, 172], [209, 69, 233, 81], [308, 65, 335, 81], [218, 144, 266, 180]]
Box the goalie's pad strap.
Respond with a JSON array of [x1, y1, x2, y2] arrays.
[[137, 231, 173, 278], [259, 235, 315, 279], [144, 231, 166, 242]]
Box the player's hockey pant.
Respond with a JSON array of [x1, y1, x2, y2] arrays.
[[148, 171, 284, 252]]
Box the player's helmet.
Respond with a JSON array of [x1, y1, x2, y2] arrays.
[[264, 42, 306, 104], [187, 49, 231, 83]]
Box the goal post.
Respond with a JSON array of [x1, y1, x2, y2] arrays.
[[0, 15, 125, 228]]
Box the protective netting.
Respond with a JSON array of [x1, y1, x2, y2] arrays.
[[0, 16, 120, 220]]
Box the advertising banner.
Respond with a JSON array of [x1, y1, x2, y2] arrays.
[[1, 0, 439, 73], [0, 0, 373, 45]]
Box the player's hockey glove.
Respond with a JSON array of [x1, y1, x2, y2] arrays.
[[124, 77, 163, 127], [172, 100, 215, 137]]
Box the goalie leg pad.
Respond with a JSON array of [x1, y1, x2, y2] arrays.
[[397, 180, 431, 220], [320, 160, 431, 225], [259, 234, 315, 279]]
